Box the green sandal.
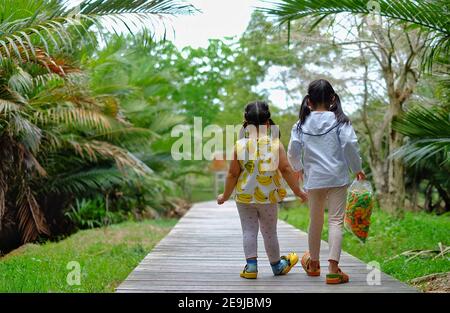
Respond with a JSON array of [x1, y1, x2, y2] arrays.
[[326, 268, 349, 284]]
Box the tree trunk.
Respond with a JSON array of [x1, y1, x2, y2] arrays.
[[386, 125, 405, 213], [363, 21, 423, 214], [424, 183, 434, 213], [409, 174, 419, 211], [369, 159, 387, 200], [435, 184, 450, 214], [378, 66, 409, 213], [0, 208, 21, 255]]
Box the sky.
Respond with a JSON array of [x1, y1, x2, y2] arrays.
[[168, 0, 263, 49]]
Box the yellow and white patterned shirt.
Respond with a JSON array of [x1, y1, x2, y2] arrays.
[[234, 135, 287, 204]]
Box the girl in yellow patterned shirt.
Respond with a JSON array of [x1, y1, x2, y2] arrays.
[[217, 101, 308, 279]]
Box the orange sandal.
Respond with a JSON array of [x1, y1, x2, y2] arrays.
[[301, 252, 321, 276], [326, 268, 349, 284]]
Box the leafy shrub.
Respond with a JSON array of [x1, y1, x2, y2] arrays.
[[66, 197, 125, 230]]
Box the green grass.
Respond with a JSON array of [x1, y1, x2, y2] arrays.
[[280, 206, 450, 283], [190, 188, 216, 203], [0, 219, 177, 293], [189, 174, 220, 202]]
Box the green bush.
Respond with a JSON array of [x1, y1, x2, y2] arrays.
[[66, 197, 126, 230]]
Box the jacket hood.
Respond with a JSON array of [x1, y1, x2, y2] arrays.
[[299, 112, 338, 135]]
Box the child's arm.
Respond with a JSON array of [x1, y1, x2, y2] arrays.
[[287, 124, 304, 179], [339, 124, 365, 180], [278, 143, 308, 202], [217, 148, 242, 205]]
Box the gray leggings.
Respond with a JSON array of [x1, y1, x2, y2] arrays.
[[236, 202, 280, 264]]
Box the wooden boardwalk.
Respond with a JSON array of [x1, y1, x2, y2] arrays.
[[116, 201, 417, 293]]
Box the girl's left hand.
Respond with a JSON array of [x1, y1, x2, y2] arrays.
[[217, 194, 228, 205], [356, 171, 366, 181]]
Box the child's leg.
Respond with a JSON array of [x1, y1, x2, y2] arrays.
[[258, 203, 298, 276], [307, 188, 328, 267], [256, 203, 280, 264], [236, 202, 259, 261], [326, 186, 347, 272]]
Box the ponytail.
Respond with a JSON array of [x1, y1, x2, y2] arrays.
[[330, 93, 350, 124]]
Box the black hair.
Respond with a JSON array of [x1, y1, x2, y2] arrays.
[[298, 79, 350, 130], [243, 101, 274, 126], [242, 101, 280, 137]]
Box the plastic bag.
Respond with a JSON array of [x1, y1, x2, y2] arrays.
[[345, 179, 374, 243]]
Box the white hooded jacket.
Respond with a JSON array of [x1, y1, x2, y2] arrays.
[[287, 111, 362, 190]]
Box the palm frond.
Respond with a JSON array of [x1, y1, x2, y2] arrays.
[[16, 182, 50, 242], [11, 114, 42, 153], [0, 0, 196, 65], [392, 105, 450, 166], [33, 107, 113, 133], [87, 126, 159, 150], [67, 140, 153, 174], [8, 66, 33, 94], [392, 138, 450, 166], [263, 0, 450, 69], [43, 167, 127, 195], [31, 73, 65, 92], [264, 0, 448, 33], [0, 99, 20, 115], [393, 105, 450, 138]]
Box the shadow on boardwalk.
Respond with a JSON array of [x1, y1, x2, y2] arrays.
[[116, 201, 417, 293]]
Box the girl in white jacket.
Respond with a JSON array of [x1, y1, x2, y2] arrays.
[[287, 79, 365, 284]]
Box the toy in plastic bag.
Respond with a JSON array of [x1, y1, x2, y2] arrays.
[[345, 180, 374, 243]]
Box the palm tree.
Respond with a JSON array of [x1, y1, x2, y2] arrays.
[[0, 0, 194, 250], [0, 0, 195, 62], [263, 0, 449, 69], [392, 105, 450, 212]]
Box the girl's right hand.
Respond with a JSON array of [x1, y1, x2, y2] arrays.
[[356, 171, 366, 181], [217, 193, 227, 205]]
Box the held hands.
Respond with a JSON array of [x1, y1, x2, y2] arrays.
[[293, 171, 307, 202], [356, 171, 366, 181], [295, 189, 308, 203], [217, 193, 228, 205]]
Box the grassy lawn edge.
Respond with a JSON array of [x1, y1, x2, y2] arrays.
[[0, 219, 178, 293], [279, 205, 450, 290]]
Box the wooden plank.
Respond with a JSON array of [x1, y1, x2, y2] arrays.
[[116, 201, 417, 293]]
